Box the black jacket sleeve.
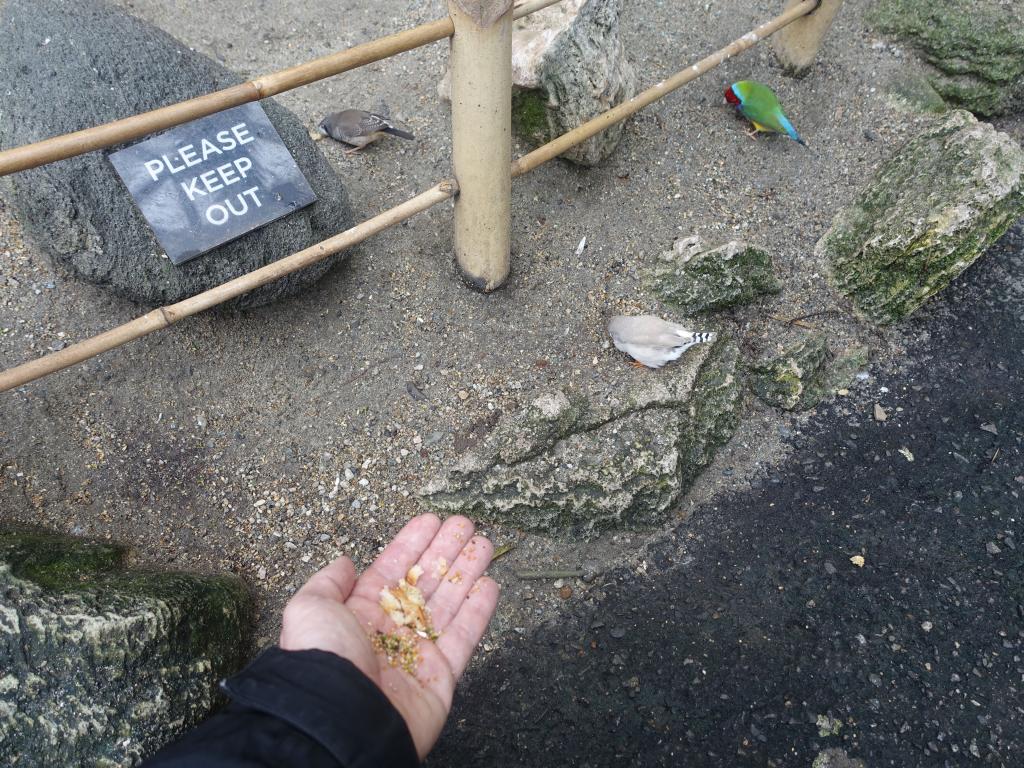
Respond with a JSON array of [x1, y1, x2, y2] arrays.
[[145, 646, 420, 768]]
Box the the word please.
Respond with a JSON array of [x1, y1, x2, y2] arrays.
[[142, 123, 255, 182]]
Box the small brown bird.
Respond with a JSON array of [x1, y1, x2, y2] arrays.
[[317, 109, 414, 154]]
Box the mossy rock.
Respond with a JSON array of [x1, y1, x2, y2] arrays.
[[0, 530, 254, 766], [646, 237, 781, 314], [748, 334, 834, 411], [512, 89, 551, 146], [886, 70, 948, 114], [509, 0, 636, 166], [869, 0, 1024, 117], [420, 337, 742, 535], [818, 110, 1024, 325]]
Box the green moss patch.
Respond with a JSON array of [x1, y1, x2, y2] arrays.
[[870, 0, 1024, 116]]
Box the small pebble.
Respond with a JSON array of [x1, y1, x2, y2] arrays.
[[986, 541, 1001, 555], [558, 585, 573, 600]]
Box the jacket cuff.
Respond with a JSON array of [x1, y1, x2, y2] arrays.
[[222, 646, 419, 768]]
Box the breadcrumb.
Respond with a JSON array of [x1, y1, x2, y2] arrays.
[[371, 631, 421, 677], [378, 574, 438, 640], [406, 564, 424, 586]]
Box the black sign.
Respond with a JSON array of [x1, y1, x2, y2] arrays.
[[109, 103, 316, 265]]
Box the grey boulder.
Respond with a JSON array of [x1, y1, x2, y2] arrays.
[[0, 530, 253, 766], [0, 0, 352, 308]]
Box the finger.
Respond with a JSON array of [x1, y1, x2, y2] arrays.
[[427, 534, 493, 630], [409, 515, 476, 601], [436, 576, 500, 681], [351, 513, 442, 602], [293, 555, 357, 603]]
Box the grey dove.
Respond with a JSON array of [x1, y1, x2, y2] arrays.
[[318, 109, 414, 153], [608, 315, 715, 369]]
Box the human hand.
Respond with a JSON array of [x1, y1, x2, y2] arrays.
[[279, 514, 499, 759]]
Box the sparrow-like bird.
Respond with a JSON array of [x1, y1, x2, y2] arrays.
[[318, 109, 414, 154], [724, 81, 807, 146], [608, 315, 715, 369]]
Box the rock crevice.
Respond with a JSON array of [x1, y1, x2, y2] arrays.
[[421, 339, 741, 535]]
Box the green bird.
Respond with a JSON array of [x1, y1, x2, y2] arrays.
[[724, 80, 807, 146]]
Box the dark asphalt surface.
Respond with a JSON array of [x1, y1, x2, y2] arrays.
[[431, 224, 1024, 768]]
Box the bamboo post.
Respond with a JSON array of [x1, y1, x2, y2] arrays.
[[447, 0, 514, 292], [0, 0, 563, 178], [770, 0, 843, 76]]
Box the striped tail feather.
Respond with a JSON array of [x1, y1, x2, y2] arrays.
[[678, 330, 715, 344], [674, 330, 716, 353], [383, 126, 414, 140]]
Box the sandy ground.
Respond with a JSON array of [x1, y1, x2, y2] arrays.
[[1, 0, 1021, 650]]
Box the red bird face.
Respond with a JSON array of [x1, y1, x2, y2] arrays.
[[724, 85, 740, 105]]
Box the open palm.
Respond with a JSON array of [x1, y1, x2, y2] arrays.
[[279, 514, 499, 760]]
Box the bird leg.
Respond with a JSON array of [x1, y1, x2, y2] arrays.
[[629, 360, 648, 369], [745, 127, 760, 141], [342, 145, 366, 155]]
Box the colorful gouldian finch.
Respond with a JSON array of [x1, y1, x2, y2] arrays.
[[725, 81, 807, 146]]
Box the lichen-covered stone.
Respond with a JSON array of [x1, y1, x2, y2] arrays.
[[440, 0, 635, 165], [812, 748, 866, 768], [870, 0, 1024, 117], [886, 71, 948, 114], [420, 338, 741, 535], [818, 110, 1024, 325], [0, 531, 253, 766], [748, 334, 833, 412], [646, 236, 781, 314]]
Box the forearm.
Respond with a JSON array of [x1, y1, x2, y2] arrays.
[[145, 647, 419, 768]]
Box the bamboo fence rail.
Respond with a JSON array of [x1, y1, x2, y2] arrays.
[[0, 0, 563, 177], [0, 0, 827, 393]]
